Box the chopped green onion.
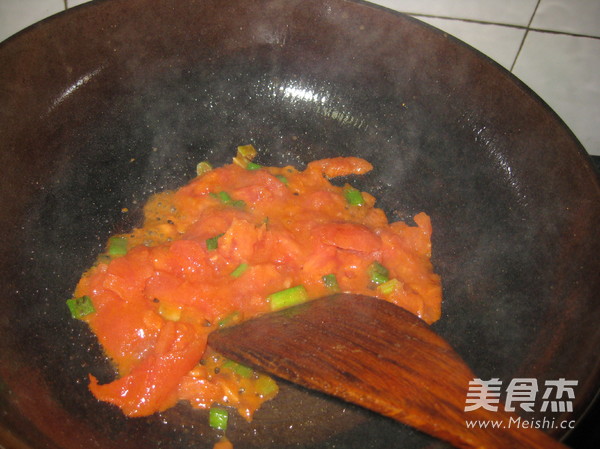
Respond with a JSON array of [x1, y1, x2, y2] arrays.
[[237, 144, 257, 159], [246, 162, 262, 170], [322, 273, 340, 292], [209, 406, 229, 430], [231, 199, 246, 209], [222, 359, 254, 378], [230, 263, 248, 278], [233, 144, 258, 168], [206, 233, 224, 251], [108, 236, 128, 257], [368, 261, 389, 285], [66, 295, 95, 319], [210, 191, 246, 209], [343, 186, 365, 206], [196, 161, 213, 176], [211, 191, 233, 204], [218, 311, 242, 328], [268, 285, 309, 311], [256, 375, 278, 396], [276, 175, 288, 184], [377, 278, 401, 295], [213, 191, 230, 203]]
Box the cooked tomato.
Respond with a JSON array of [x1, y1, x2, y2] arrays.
[[74, 149, 442, 422]]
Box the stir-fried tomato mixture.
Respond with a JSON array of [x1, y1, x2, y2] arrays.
[[71, 147, 442, 423]]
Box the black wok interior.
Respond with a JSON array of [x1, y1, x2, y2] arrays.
[[0, 0, 599, 448]]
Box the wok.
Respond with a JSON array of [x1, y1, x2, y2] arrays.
[[0, 0, 598, 448]]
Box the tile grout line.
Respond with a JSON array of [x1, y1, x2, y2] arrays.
[[408, 13, 529, 31], [527, 27, 600, 40], [510, 0, 541, 72], [407, 14, 600, 41]]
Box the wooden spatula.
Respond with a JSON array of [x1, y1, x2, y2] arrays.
[[208, 293, 568, 449]]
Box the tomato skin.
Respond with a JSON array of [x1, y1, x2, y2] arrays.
[[87, 300, 160, 376], [217, 218, 263, 262], [313, 222, 382, 253], [103, 246, 155, 303], [89, 321, 206, 417], [182, 207, 251, 242], [306, 157, 373, 178], [389, 212, 432, 256], [231, 169, 290, 204]]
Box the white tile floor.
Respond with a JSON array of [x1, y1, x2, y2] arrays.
[[1, 0, 599, 156]]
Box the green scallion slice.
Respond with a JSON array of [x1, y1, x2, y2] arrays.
[[230, 263, 249, 278], [206, 233, 224, 251], [256, 375, 278, 396], [368, 261, 389, 285], [343, 186, 365, 206], [246, 162, 262, 170], [196, 161, 213, 176], [210, 191, 233, 204], [66, 295, 95, 319], [236, 144, 257, 160], [218, 311, 242, 328], [231, 199, 246, 209], [276, 175, 288, 184], [217, 191, 233, 203], [222, 359, 254, 378], [210, 191, 245, 209], [108, 236, 128, 257], [233, 144, 258, 168], [209, 406, 229, 430], [377, 278, 401, 295], [322, 273, 340, 292], [268, 285, 309, 311]]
